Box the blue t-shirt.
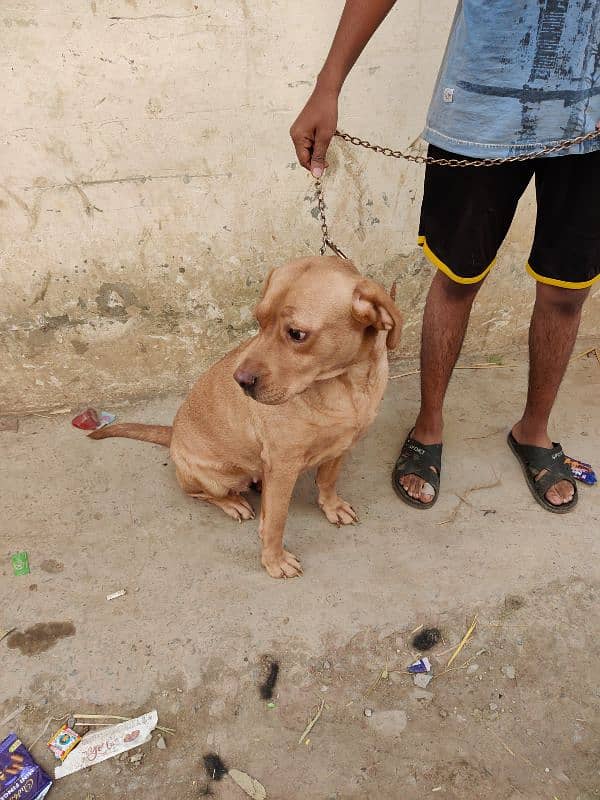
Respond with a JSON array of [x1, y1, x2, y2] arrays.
[[423, 0, 600, 158]]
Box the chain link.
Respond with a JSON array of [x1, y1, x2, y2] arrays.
[[314, 177, 348, 259], [334, 127, 600, 167], [314, 126, 600, 256]]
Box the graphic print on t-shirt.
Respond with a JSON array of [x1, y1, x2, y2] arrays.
[[423, 0, 600, 158]]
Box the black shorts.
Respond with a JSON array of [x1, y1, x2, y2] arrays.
[[418, 144, 600, 289]]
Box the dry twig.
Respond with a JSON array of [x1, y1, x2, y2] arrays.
[[446, 616, 478, 668], [298, 699, 325, 745], [74, 713, 175, 735], [438, 478, 501, 525], [390, 363, 520, 380]]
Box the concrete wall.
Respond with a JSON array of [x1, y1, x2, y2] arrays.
[[2, 0, 598, 414]]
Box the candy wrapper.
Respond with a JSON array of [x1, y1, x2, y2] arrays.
[[55, 710, 157, 779], [407, 657, 431, 674], [11, 552, 30, 577], [71, 408, 116, 431], [0, 733, 52, 800], [71, 407, 100, 430], [565, 456, 597, 486], [47, 725, 81, 761]]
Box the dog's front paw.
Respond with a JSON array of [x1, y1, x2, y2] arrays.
[[319, 496, 359, 526], [261, 549, 303, 579]]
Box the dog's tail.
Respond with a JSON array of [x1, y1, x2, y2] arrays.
[[88, 423, 172, 447]]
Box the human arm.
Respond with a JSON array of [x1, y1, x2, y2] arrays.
[[290, 0, 397, 176]]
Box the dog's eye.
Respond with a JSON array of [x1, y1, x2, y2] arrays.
[[288, 328, 308, 342]]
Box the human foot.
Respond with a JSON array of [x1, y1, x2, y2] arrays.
[[392, 429, 442, 508], [511, 423, 575, 506], [508, 427, 577, 513]]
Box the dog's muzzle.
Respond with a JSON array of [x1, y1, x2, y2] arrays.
[[234, 368, 259, 398]]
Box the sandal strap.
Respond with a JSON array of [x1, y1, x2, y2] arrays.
[[531, 462, 576, 497], [510, 438, 576, 494], [394, 436, 442, 491]]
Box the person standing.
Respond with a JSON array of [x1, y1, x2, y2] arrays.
[[290, 0, 600, 513]]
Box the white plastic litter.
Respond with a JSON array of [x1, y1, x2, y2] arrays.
[[55, 710, 158, 779]]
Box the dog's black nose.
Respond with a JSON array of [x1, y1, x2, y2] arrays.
[[234, 368, 258, 396]]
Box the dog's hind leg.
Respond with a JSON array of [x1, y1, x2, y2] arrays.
[[175, 467, 255, 523], [316, 456, 359, 525]]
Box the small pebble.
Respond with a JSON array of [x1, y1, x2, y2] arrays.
[[323, 661, 331, 670], [320, 685, 328, 693], [364, 708, 373, 717], [502, 665, 516, 680], [129, 753, 144, 764], [156, 735, 167, 750], [413, 673, 433, 689], [466, 664, 479, 675], [544, 768, 550, 773], [411, 688, 433, 702], [489, 702, 498, 711]]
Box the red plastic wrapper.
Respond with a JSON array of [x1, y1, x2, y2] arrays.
[[71, 408, 100, 430]]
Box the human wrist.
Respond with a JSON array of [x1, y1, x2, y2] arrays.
[[316, 69, 344, 96]]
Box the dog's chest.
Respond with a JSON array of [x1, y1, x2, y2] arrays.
[[304, 360, 388, 464]]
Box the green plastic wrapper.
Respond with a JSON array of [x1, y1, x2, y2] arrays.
[[11, 552, 30, 576]]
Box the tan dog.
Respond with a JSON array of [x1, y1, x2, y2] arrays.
[[90, 256, 402, 578]]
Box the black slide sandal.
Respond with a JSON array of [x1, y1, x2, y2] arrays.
[[392, 431, 442, 509], [507, 431, 578, 514]]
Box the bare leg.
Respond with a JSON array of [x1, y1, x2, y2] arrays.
[[512, 282, 589, 506], [401, 270, 484, 503], [260, 467, 303, 578], [176, 467, 255, 522], [316, 456, 358, 525]]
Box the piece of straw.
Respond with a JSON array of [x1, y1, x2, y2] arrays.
[[74, 713, 175, 735], [298, 699, 325, 745], [364, 666, 388, 697], [390, 363, 520, 380], [0, 628, 15, 643], [487, 729, 536, 768], [570, 346, 599, 364], [446, 616, 478, 668], [438, 478, 501, 525]]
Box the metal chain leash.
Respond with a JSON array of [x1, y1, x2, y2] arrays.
[[315, 126, 600, 256], [334, 126, 600, 167], [315, 177, 348, 258]]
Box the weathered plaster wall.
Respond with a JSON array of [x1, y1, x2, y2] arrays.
[[1, 1, 598, 413]]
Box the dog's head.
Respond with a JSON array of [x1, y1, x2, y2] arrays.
[[233, 256, 402, 404]]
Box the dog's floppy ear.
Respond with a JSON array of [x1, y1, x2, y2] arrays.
[[254, 268, 276, 321], [351, 278, 403, 349]]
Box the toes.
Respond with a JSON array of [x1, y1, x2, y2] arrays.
[[557, 480, 574, 503], [545, 487, 562, 506], [336, 507, 358, 525], [546, 480, 574, 505], [262, 551, 303, 579], [281, 556, 303, 578], [230, 497, 255, 520], [223, 505, 243, 521], [322, 500, 358, 526], [400, 474, 435, 504]]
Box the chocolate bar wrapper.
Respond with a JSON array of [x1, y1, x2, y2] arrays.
[[0, 733, 52, 800], [565, 456, 597, 486]]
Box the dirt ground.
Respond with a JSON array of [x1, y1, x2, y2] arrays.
[[2, 354, 599, 800]]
